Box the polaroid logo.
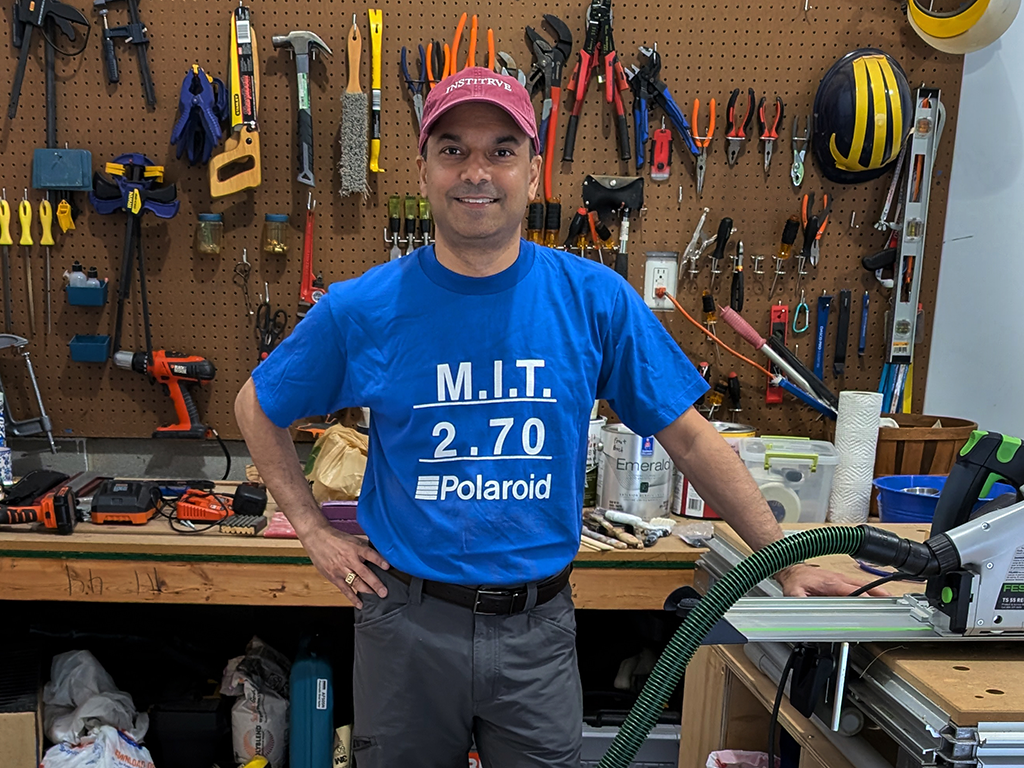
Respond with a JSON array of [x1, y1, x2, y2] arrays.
[[415, 474, 551, 501], [446, 77, 513, 94]]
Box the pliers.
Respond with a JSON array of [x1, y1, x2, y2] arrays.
[[758, 95, 783, 173], [449, 13, 495, 73], [801, 192, 831, 267], [400, 45, 427, 126], [626, 46, 699, 171], [425, 40, 450, 88], [496, 51, 527, 86], [562, 0, 630, 162], [792, 116, 810, 187], [691, 97, 715, 197], [725, 87, 755, 167], [526, 15, 572, 200]]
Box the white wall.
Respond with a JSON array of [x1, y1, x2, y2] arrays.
[[924, 12, 1024, 436]]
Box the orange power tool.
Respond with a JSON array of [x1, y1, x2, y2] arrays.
[[0, 470, 78, 535], [114, 349, 216, 439]]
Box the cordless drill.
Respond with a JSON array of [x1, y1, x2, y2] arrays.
[[115, 350, 216, 439]]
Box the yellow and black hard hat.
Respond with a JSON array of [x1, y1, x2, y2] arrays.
[[812, 49, 914, 185]]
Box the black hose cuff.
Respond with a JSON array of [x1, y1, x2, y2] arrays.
[[856, 525, 944, 577]]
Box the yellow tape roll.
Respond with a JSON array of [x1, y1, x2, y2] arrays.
[[907, 0, 1020, 53]]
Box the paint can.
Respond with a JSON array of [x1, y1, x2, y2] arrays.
[[671, 422, 756, 518], [596, 423, 674, 520], [583, 416, 607, 507]]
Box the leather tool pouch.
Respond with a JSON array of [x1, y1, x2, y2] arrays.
[[582, 175, 644, 216]]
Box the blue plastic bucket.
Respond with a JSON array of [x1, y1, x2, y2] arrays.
[[873, 474, 1016, 523]]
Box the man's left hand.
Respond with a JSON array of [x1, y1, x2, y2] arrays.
[[777, 564, 891, 597]]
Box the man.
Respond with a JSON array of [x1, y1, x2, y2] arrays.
[[235, 68, 880, 767]]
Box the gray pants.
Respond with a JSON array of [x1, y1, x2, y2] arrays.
[[352, 565, 583, 768]]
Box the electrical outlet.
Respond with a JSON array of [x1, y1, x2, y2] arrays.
[[644, 252, 679, 310]]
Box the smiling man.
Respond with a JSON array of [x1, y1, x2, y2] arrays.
[[234, 67, 882, 768]]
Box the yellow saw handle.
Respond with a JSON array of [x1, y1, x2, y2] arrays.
[[369, 8, 384, 173]]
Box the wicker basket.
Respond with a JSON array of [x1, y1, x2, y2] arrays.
[[873, 414, 978, 477]]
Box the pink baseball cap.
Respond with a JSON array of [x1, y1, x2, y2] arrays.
[[418, 67, 540, 155]]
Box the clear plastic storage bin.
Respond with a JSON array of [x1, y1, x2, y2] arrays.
[[737, 436, 839, 523]]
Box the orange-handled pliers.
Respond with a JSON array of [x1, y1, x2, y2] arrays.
[[449, 14, 496, 73], [691, 98, 716, 197]]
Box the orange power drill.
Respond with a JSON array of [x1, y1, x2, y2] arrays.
[[115, 349, 216, 438]]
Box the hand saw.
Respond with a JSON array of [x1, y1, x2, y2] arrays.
[[209, 4, 262, 197]]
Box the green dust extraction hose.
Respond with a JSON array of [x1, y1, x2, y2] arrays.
[[598, 525, 866, 768]]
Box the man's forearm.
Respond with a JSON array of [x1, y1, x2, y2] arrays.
[[234, 378, 328, 539], [657, 409, 784, 552]]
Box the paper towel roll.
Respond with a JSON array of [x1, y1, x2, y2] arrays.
[[828, 391, 883, 525]]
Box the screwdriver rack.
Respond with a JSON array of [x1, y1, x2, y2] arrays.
[[0, 0, 964, 439]]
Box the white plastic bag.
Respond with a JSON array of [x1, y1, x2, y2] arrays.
[[221, 637, 291, 767], [41, 725, 155, 768], [706, 751, 779, 768], [43, 650, 148, 744]]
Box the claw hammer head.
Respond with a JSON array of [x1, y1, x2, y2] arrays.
[[271, 30, 332, 61]]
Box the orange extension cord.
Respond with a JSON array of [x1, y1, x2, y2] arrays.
[[656, 288, 775, 379]]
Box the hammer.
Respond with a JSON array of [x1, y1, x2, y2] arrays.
[[272, 30, 332, 187]]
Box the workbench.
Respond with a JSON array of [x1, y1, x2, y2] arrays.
[[0, 508, 700, 609]]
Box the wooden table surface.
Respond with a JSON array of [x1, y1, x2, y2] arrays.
[[0, 504, 705, 609]]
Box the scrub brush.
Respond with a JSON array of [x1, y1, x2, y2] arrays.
[[339, 14, 370, 198]]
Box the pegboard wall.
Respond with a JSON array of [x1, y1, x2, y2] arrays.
[[0, 0, 963, 440]]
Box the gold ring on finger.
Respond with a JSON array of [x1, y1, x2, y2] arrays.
[[345, 571, 357, 586]]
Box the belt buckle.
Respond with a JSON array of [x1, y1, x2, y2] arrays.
[[473, 587, 523, 615]]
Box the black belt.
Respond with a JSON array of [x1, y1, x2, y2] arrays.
[[389, 564, 572, 616]]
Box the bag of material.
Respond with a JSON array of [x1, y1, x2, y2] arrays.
[[43, 650, 148, 745], [306, 425, 368, 502], [706, 751, 779, 768], [41, 725, 155, 768], [221, 637, 291, 767]]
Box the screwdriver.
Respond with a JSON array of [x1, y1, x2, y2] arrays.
[[0, 190, 12, 332], [388, 195, 402, 260], [696, 360, 711, 411], [708, 379, 727, 420], [701, 290, 723, 366], [40, 198, 54, 335], [543, 200, 561, 249], [769, 215, 800, 299], [727, 371, 742, 419], [404, 195, 418, 256], [708, 217, 733, 293], [19, 191, 35, 336], [730, 240, 744, 312], [526, 201, 544, 244], [419, 197, 433, 247]]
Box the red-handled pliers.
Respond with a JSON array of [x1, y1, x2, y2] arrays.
[[691, 97, 716, 197], [758, 95, 784, 173], [725, 87, 755, 167]]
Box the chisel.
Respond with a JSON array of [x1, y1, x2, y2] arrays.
[[388, 195, 402, 260], [858, 291, 869, 356], [833, 289, 851, 377], [0, 191, 13, 332], [814, 293, 832, 380]]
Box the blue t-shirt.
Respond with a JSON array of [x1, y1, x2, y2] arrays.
[[252, 241, 707, 586]]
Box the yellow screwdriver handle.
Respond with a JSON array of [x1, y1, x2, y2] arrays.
[[0, 200, 11, 247], [39, 200, 54, 246], [18, 199, 33, 247]]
